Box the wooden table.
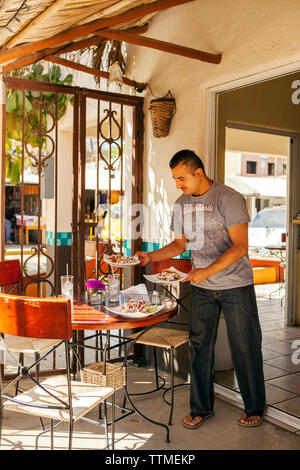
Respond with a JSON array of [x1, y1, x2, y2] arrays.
[[72, 294, 178, 332], [71, 294, 178, 442], [18, 224, 46, 245]]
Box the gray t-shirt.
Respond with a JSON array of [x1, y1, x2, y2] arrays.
[[170, 181, 254, 290]]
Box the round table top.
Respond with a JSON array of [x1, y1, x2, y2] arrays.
[[71, 294, 178, 331]]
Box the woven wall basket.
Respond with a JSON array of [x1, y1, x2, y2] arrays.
[[148, 90, 176, 138]]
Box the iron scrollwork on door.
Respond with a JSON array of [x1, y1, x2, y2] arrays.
[[95, 100, 124, 280], [21, 93, 57, 297]]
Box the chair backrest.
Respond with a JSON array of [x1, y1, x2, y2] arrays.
[[0, 294, 72, 340], [0, 260, 21, 290]]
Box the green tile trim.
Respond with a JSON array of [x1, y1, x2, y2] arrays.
[[46, 231, 72, 246]]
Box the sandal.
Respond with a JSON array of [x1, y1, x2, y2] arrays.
[[182, 411, 215, 430], [238, 406, 267, 428]]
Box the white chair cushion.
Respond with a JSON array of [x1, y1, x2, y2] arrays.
[[0, 336, 61, 354], [4, 375, 114, 423]]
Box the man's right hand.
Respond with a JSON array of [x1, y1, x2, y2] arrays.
[[135, 251, 151, 266]]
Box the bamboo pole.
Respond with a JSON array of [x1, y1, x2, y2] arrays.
[[0, 0, 194, 65], [45, 55, 146, 90], [4, 0, 70, 48]]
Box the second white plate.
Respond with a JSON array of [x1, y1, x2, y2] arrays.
[[103, 254, 140, 267], [143, 268, 187, 285], [106, 304, 164, 318]]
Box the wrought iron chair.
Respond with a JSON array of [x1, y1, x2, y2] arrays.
[[128, 325, 189, 425], [0, 294, 115, 450], [0, 260, 61, 391]]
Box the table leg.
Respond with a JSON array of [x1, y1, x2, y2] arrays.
[[124, 322, 170, 443]]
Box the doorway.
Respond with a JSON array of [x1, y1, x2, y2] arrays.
[[211, 72, 300, 426]]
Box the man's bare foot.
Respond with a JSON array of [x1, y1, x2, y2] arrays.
[[239, 412, 264, 427], [182, 412, 215, 429]]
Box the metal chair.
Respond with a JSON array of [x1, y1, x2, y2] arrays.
[[0, 294, 115, 450], [128, 326, 189, 425], [0, 260, 61, 390]]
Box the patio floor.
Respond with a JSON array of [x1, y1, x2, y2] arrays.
[[0, 282, 300, 450], [0, 365, 300, 450]]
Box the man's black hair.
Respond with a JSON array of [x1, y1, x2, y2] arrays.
[[169, 149, 205, 173]]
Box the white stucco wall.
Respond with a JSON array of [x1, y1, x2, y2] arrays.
[[125, 0, 300, 244]]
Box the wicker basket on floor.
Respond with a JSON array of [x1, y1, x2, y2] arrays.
[[149, 90, 176, 138], [81, 362, 125, 389]]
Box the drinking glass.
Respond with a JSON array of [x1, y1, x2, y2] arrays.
[[108, 274, 120, 303], [61, 275, 74, 302]]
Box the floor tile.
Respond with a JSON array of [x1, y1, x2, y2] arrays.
[[263, 364, 289, 380], [265, 355, 300, 373], [273, 396, 300, 418], [268, 374, 300, 395], [283, 326, 300, 335], [265, 383, 297, 405], [263, 341, 295, 355], [262, 349, 282, 360], [266, 330, 300, 340], [262, 336, 281, 346]]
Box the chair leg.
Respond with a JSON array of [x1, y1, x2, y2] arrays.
[[121, 389, 127, 413], [168, 346, 175, 426], [50, 419, 54, 450], [153, 346, 159, 389], [15, 353, 23, 395], [68, 420, 73, 450], [111, 393, 115, 451], [103, 399, 109, 450], [98, 403, 102, 420], [34, 352, 45, 431]]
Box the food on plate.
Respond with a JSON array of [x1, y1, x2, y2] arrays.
[[105, 255, 139, 264], [157, 269, 181, 282], [120, 299, 158, 314]]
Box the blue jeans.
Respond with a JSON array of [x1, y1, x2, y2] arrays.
[[189, 284, 266, 417]]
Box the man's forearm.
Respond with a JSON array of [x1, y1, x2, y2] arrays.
[[149, 240, 186, 262], [206, 244, 247, 278]]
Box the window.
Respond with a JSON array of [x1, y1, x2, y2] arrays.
[[268, 162, 275, 176], [246, 161, 257, 174], [283, 163, 287, 175]]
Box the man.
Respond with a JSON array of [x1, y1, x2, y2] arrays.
[[137, 149, 266, 429]]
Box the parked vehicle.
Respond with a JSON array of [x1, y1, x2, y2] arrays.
[[248, 206, 286, 248]]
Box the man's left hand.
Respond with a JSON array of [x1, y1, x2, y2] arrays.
[[181, 268, 209, 284]]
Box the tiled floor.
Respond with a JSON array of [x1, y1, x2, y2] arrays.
[[215, 283, 300, 419]]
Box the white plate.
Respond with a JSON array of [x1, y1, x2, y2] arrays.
[[103, 254, 140, 267], [143, 267, 187, 285], [106, 304, 164, 318]]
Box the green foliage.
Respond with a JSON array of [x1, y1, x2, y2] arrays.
[[5, 63, 73, 184]]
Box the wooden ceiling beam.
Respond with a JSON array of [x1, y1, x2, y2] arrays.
[[56, 24, 149, 55], [96, 29, 222, 64], [45, 55, 146, 91], [2, 49, 56, 73], [0, 0, 194, 65], [1, 24, 149, 74]]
